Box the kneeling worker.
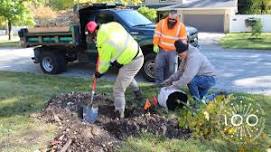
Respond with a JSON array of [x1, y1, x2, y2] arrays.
[[86, 21, 144, 118], [162, 39, 216, 103]]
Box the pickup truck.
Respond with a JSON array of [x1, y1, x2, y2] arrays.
[[18, 4, 198, 82]]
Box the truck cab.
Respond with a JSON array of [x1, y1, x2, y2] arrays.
[[18, 3, 198, 82]]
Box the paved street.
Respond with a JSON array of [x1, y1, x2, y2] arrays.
[[201, 44, 271, 95], [0, 33, 271, 95], [198, 33, 271, 95]]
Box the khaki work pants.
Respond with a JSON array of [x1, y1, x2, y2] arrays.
[[113, 51, 144, 112]]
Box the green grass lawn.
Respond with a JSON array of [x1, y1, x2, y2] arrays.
[[0, 36, 19, 48], [219, 33, 271, 50], [0, 71, 270, 152]]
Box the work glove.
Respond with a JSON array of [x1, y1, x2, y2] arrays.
[[133, 89, 143, 101], [95, 71, 103, 79], [153, 45, 159, 53]]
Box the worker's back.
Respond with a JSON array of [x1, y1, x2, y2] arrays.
[[97, 22, 138, 65]]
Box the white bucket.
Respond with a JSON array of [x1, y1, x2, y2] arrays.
[[158, 87, 188, 111]]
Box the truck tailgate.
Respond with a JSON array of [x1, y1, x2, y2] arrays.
[[18, 25, 80, 48]]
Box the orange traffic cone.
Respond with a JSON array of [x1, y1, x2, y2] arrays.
[[144, 98, 151, 110]]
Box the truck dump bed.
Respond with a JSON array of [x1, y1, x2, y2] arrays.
[[18, 25, 80, 48]]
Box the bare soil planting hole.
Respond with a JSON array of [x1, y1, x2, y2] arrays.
[[39, 92, 191, 152]]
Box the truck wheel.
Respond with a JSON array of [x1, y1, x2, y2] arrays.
[[142, 53, 156, 82], [40, 52, 66, 74]]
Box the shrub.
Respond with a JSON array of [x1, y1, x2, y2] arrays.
[[178, 95, 226, 139], [251, 19, 263, 38], [245, 17, 263, 38], [178, 95, 269, 151], [138, 6, 157, 22]]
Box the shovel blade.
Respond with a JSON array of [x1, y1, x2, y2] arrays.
[[83, 105, 98, 123]]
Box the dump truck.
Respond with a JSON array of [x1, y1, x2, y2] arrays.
[[18, 4, 198, 82]]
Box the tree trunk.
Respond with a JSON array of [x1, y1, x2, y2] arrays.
[[8, 20, 12, 40]]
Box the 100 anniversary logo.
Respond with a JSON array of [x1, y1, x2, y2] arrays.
[[217, 96, 265, 144]]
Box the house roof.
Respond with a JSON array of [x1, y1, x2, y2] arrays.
[[158, 0, 238, 11]]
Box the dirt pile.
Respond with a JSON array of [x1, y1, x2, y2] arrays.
[[40, 92, 191, 152], [34, 9, 79, 27]]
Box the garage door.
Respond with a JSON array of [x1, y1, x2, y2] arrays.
[[183, 14, 224, 32]]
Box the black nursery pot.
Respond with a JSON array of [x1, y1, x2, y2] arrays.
[[166, 92, 188, 111]]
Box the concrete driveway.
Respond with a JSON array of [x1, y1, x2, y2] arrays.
[[0, 33, 270, 95]]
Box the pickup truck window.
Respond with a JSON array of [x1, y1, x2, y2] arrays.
[[95, 13, 115, 24], [116, 10, 152, 27]]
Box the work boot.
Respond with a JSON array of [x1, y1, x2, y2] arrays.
[[114, 108, 125, 119], [133, 89, 143, 101], [119, 111, 124, 119]]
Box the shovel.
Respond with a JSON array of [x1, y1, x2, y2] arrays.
[[82, 75, 98, 123]]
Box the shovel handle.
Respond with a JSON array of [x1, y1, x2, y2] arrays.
[[92, 76, 97, 92], [89, 76, 96, 105]]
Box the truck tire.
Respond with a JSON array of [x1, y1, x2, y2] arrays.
[[142, 53, 156, 82], [40, 52, 66, 74]]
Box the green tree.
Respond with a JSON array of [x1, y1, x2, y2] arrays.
[[0, 17, 7, 29], [259, 0, 271, 13], [238, 0, 271, 14], [49, 0, 74, 10], [46, 0, 143, 10], [138, 6, 157, 22], [0, 0, 34, 40], [238, 0, 253, 14], [77, 0, 142, 5]]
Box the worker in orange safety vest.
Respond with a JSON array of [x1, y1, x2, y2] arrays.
[[153, 10, 187, 84]]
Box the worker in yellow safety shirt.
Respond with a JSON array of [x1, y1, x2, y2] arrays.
[[153, 10, 187, 84], [86, 21, 144, 118]]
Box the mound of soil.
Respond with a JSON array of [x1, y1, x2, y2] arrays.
[[39, 92, 191, 152]]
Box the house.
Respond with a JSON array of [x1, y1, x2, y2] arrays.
[[146, 0, 238, 33]]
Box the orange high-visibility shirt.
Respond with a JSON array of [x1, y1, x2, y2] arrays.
[[153, 17, 187, 51]]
